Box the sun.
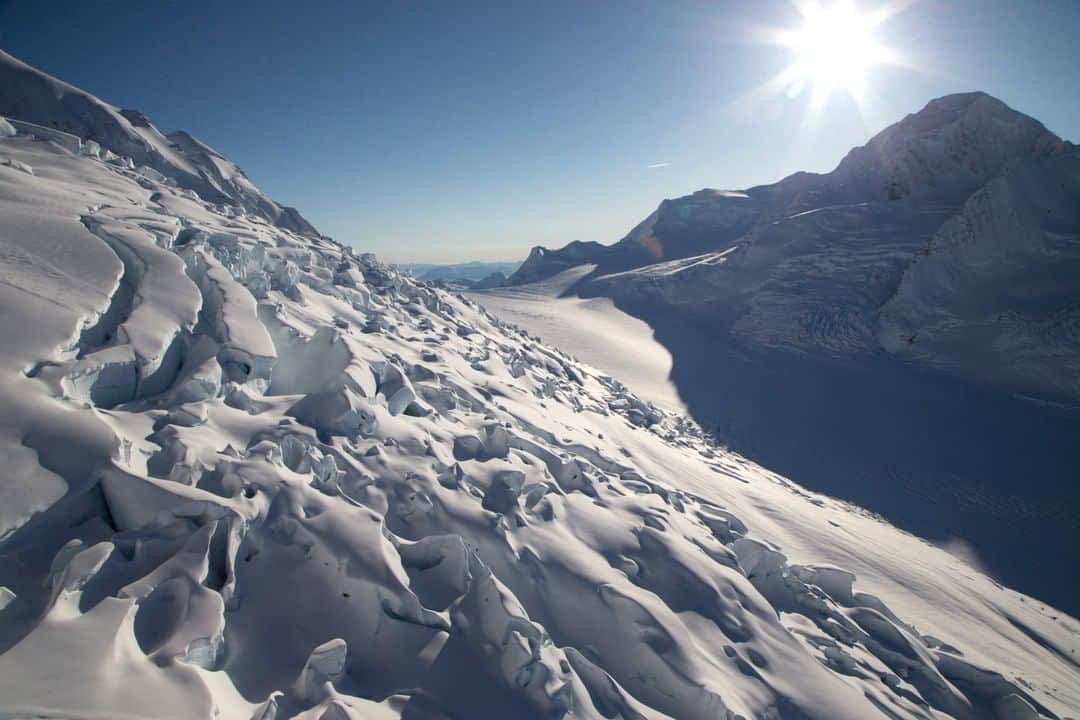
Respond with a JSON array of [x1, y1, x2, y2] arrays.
[[775, 0, 899, 100], [785, 2, 882, 93], [734, 1, 911, 140]]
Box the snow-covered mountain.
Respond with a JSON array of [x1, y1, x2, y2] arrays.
[[466, 270, 511, 289], [506, 95, 1078, 401], [0, 50, 319, 235], [878, 150, 1080, 402], [512, 241, 608, 285], [510, 92, 1073, 296], [398, 261, 521, 289], [1, 55, 1078, 720], [479, 93, 1080, 615]]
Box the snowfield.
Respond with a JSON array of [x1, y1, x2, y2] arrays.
[[1, 56, 1079, 720], [468, 265, 685, 413]]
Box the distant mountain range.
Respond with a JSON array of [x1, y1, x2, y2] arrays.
[[399, 260, 521, 288]]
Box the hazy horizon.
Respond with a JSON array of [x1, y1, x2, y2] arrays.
[[3, 0, 1077, 263]]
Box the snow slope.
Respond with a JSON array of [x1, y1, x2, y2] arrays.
[[476, 92, 1080, 613], [0, 49, 318, 236], [468, 265, 685, 413], [878, 150, 1080, 402], [1, 71, 1078, 719]]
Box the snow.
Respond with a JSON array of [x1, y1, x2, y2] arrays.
[[0, 156, 32, 175], [487, 90, 1080, 616], [878, 148, 1080, 402], [0, 49, 319, 236], [6, 118, 82, 153], [0, 64, 1078, 720], [470, 265, 685, 413]]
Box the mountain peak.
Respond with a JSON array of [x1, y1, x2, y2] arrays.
[[502, 91, 1072, 286], [829, 90, 1065, 203], [887, 91, 1027, 136], [509, 240, 607, 284], [923, 89, 993, 107]]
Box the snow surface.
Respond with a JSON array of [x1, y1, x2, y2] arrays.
[[468, 265, 685, 413], [1, 89, 1078, 720], [878, 150, 1080, 402]]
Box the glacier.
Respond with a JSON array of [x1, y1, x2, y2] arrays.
[[0, 53, 1078, 719]]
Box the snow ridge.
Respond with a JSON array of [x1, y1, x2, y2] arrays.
[[0, 49, 319, 235], [508, 91, 1071, 288]]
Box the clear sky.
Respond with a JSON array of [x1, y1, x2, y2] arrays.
[[1, 0, 1077, 262]]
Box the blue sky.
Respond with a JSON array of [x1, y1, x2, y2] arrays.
[[2, 0, 1077, 262]]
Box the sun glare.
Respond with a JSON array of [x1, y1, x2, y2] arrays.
[[735, 0, 910, 142], [785, 1, 886, 95]]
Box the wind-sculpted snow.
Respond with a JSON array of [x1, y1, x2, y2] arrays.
[[1, 122, 1078, 720]]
